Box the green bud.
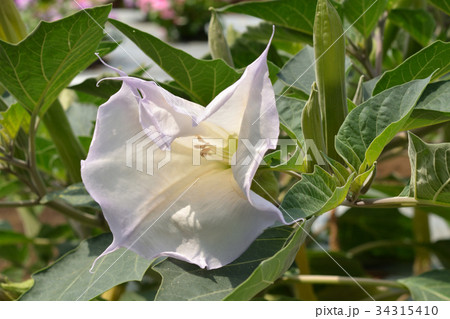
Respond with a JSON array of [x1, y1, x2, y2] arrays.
[[352, 75, 365, 106], [0, 0, 27, 43], [302, 82, 325, 173], [314, 0, 347, 162], [208, 10, 234, 67]]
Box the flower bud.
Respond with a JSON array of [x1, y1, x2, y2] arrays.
[[208, 10, 234, 67], [314, 0, 347, 162], [302, 82, 325, 173], [0, 0, 27, 44]]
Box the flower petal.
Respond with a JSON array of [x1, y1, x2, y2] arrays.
[[82, 83, 280, 269], [110, 169, 282, 269]]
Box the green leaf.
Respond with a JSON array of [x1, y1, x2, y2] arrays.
[[399, 270, 450, 301], [264, 147, 306, 173], [404, 80, 450, 130], [278, 46, 315, 94], [109, 19, 240, 105], [21, 233, 153, 301], [0, 103, 29, 139], [219, 0, 316, 35], [276, 95, 306, 144], [343, 0, 389, 38], [428, 0, 450, 16], [373, 41, 450, 95], [154, 220, 313, 301], [408, 133, 450, 206], [70, 78, 122, 101], [224, 219, 313, 300], [0, 6, 111, 114], [244, 23, 313, 51], [41, 183, 100, 211], [230, 37, 286, 69], [281, 166, 354, 220], [336, 77, 430, 175], [388, 9, 435, 47], [278, 45, 352, 95]]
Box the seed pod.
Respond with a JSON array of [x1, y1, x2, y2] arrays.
[[0, 0, 27, 43], [302, 82, 325, 173], [314, 0, 347, 162], [208, 10, 234, 67]]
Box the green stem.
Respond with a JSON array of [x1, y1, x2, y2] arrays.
[[42, 100, 86, 183], [0, 199, 39, 208], [45, 200, 104, 228], [282, 274, 406, 289], [412, 208, 431, 275], [343, 197, 450, 208]]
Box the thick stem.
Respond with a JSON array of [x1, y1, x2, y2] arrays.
[[328, 208, 340, 251], [412, 208, 431, 275], [282, 274, 406, 289], [293, 244, 317, 301], [42, 100, 86, 183], [342, 197, 449, 208]]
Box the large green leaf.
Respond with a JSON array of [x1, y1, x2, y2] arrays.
[[281, 166, 354, 220], [373, 41, 450, 95], [408, 133, 450, 207], [278, 45, 351, 95], [219, 0, 316, 35], [399, 270, 450, 301], [428, 0, 450, 15], [243, 23, 313, 51], [404, 80, 450, 130], [21, 234, 152, 301], [0, 6, 111, 114], [276, 95, 306, 144], [336, 77, 430, 174], [388, 9, 435, 47], [278, 46, 316, 94], [343, 0, 388, 38], [109, 19, 240, 105], [154, 220, 313, 301], [41, 183, 100, 211]]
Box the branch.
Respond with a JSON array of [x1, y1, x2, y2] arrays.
[[45, 200, 105, 229], [342, 197, 450, 208], [0, 199, 39, 208], [282, 274, 407, 289]]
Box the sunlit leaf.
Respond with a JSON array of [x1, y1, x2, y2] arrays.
[[109, 19, 240, 105], [388, 9, 435, 47], [373, 41, 450, 95], [219, 0, 316, 35], [21, 233, 152, 301], [0, 6, 111, 114], [281, 166, 354, 220], [154, 220, 313, 301], [400, 270, 450, 301], [343, 0, 389, 38], [408, 133, 450, 206]]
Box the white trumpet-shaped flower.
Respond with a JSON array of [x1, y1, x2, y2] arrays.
[[81, 34, 291, 270]]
